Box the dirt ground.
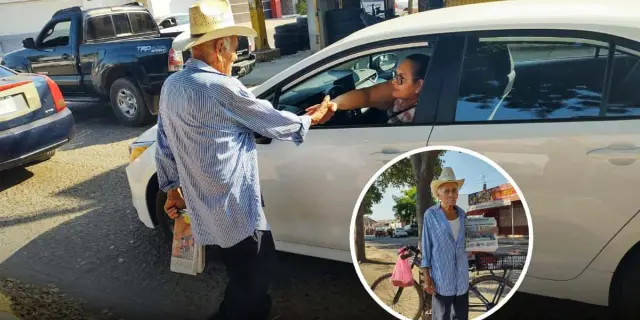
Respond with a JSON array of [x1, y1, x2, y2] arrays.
[[359, 241, 509, 320]]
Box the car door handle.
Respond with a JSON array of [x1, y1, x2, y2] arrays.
[[587, 145, 640, 160]]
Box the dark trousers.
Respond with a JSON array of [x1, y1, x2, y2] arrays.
[[210, 230, 276, 320], [432, 291, 469, 320]]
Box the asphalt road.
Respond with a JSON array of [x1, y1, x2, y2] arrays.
[[0, 103, 394, 320], [0, 102, 612, 320]]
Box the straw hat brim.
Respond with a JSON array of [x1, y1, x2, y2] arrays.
[[431, 179, 465, 197], [172, 25, 258, 51]]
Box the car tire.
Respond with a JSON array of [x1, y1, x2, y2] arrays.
[[155, 191, 175, 242], [109, 78, 151, 127], [275, 23, 299, 34], [274, 33, 299, 56], [610, 247, 640, 319]]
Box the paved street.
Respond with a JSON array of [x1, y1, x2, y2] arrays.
[[361, 235, 610, 320], [0, 103, 393, 320]]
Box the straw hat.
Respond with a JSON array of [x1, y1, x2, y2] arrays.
[[172, 0, 257, 51], [430, 167, 465, 198]]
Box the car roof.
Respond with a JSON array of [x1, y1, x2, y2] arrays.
[[259, 0, 640, 91]]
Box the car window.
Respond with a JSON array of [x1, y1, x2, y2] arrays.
[[0, 66, 15, 77], [112, 14, 132, 35], [86, 16, 116, 40], [175, 15, 190, 25], [40, 20, 71, 48], [605, 50, 640, 117], [454, 35, 618, 122], [129, 12, 157, 34], [276, 42, 437, 127]]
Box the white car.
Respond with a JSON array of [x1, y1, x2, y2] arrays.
[[126, 0, 640, 316], [392, 228, 408, 238]]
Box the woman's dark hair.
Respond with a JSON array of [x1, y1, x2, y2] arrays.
[[404, 54, 431, 80]]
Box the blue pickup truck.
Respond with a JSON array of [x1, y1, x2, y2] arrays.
[[1, 2, 255, 127]]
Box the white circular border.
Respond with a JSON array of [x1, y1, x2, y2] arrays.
[[349, 145, 535, 320]]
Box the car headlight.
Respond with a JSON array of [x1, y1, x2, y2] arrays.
[[129, 141, 154, 163]]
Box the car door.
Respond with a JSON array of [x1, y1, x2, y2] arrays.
[[30, 17, 81, 94], [426, 30, 640, 281], [254, 37, 456, 261]]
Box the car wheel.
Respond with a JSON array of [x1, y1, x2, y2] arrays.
[[610, 247, 640, 318], [155, 191, 175, 241], [109, 78, 151, 127]]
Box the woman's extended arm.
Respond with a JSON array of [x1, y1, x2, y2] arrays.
[[332, 80, 395, 111]]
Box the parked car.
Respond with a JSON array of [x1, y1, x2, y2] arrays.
[[374, 227, 387, 237], [155, 13, 189, 30], [391, 228, 408, 238], [404, 224, 418, 236], [0, 3, 254, 127], [0, 65, 74, 171], [125, 1, 640, 317]]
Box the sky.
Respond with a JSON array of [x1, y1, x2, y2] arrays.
[[369, 150, 509, 221]]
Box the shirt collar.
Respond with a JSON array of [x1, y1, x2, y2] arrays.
[[185, 58, 226, 76]]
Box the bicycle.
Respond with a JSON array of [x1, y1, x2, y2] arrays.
[[370, 245, 526, 320]]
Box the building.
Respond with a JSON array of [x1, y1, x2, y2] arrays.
[[465, 182, 528, 237]]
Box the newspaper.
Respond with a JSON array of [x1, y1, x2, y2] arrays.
[[170, 210, 205, 275], [465, 216, 498, 252]]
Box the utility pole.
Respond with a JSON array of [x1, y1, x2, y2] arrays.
[[249, 0, 280, 60]]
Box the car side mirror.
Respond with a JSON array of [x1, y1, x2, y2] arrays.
[[22, 37, 36, 49], [372, 53, 398, 72]]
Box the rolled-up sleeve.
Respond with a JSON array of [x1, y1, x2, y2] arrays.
[[222, 85, 312, 145], [155, 115, 180, 192], [421, 209, 432, 268]]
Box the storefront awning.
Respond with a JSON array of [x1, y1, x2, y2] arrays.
[[467, 198, 512, 211]]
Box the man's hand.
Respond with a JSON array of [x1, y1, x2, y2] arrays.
[[165, 188, 186, 220], [305, 95, 337, 125], [422, 269, 436, 295]]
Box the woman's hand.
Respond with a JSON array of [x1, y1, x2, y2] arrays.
[[422, 269, 436, 295]]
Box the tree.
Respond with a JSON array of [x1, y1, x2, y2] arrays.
[[410, 151, 444, 249], [355, 183, 383, 262], [392, 186, 417, 224]]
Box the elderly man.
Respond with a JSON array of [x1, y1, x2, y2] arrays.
[[155, 1, 335, 319]]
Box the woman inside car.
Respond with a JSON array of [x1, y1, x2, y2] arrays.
[[306, 53, 430, 124]]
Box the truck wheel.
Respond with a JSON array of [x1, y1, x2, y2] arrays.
[[610, 247, 640, 318], [109, 78, 151, 127], [155, 191, 175, 241]]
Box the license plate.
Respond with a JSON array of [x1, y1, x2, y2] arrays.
[[0, 95, 26, 116]]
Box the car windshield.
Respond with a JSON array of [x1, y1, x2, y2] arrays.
[[0, 66, 16, 77]]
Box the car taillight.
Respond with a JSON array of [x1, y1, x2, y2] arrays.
[[168, 48, 184, 72], [43, 76, 66, 112]]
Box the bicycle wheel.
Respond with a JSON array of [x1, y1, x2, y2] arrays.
[[371, 273, 424, 320], [468, 275, 515, 312]]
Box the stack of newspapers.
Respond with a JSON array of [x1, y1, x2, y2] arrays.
[[170, 210, 205, 275], [465, 216, 498, 252]]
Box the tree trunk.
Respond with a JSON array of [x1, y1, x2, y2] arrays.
[[355, 204, 366, 262], [411, 151, 440, 249]]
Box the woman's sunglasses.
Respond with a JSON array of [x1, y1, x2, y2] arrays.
[[394, 74, 419, 85]]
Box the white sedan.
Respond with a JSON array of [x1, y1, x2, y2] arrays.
[[126, 0, 640, 317], [392, 228, 408, 238]]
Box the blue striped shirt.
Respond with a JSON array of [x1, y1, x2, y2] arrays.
[[420, 204, 469, 296], [155, 58, 312, 248]]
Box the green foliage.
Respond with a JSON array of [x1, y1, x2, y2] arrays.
[[295, 0, 307, 15], [361, 183, 383, 215], [392, 186, 417, 224]]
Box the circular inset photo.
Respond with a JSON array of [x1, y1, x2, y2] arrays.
[[350, 146, 533, 320]]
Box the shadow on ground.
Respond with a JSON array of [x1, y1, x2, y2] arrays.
[[0, 165, 394, 320], [62, 103, 154, 151]]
